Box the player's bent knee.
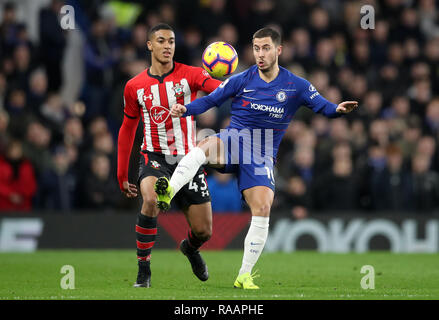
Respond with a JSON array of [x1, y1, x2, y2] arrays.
[[141, 196, 159, 216], [252, 203, 271, 217], [198, 137, 223, 165], [192, 227, 212, 242]]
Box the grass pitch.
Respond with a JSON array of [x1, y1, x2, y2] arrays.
[[0, 250, 438, 300]]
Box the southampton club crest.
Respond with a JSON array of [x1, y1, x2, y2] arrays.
[[150, 160, 161, 169], [172, 82, 184, 98]]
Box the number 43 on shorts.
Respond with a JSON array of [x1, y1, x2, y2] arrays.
[[188, 174, 210, 197]]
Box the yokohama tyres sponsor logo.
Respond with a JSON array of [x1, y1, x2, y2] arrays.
[[250, 103, 284, 114]]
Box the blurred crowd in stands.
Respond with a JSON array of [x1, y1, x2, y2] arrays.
[[0, 0, 439, 217]]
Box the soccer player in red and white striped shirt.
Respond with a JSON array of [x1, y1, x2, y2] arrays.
[[117, 23, 222, 287]]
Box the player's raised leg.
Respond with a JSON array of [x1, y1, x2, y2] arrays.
[[234, 186, 273, 289], [155, 136, 225, 210], [180, 202, 213, 281], [134, 176, 160, 288]]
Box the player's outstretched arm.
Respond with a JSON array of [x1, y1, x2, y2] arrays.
[[171, 74, 241, 118], [170, 95, 217, 117], [117, 115, 139, 198], [336, 101, 359, 114], [299, 78, 359, 118]]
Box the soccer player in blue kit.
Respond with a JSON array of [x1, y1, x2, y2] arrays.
[[154, 27, 358, 289]]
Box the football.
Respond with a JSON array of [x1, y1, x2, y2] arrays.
[[202, 41, 238, 78]]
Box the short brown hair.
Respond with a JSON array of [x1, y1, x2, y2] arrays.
[[253, 27, 281, 46]]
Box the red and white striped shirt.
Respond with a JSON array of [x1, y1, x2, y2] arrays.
[[117, 62, 221, 190], [123, 62, 221, 155]]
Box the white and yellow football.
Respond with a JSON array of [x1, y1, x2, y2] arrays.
[[202, 41, 238, 78]]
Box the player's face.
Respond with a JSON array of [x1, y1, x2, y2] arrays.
[[147, 29, 175, 64], [253, 37, 281, 72]]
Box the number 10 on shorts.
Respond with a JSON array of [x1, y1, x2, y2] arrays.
[[264, 166, 275, 186]]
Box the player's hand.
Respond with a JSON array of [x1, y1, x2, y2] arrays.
[[122, 181, 138, 198], [170, 103, 187, 117], [336, 101, 359, 113]]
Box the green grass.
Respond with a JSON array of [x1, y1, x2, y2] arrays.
[[0, 250, 438, 300]]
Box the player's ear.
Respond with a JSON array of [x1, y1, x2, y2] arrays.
[[277, 45, 282, 57], [147, 40, 153, 51]]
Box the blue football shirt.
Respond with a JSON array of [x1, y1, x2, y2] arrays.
[[184, 65, 340, 159]]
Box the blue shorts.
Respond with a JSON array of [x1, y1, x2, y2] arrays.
[[213, 129, 275, 193]]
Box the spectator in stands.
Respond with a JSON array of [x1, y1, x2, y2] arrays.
[[350, 119, 368, 159], [35, 145, 77, 211], [40, 93, 70, 143], [399, 116, 423, 160], [63, 117, 84, 149], [290, 28, 313, 71], [131, 23, 148, 60], [180, 25, 203, 66], [0, 2, 20, 57], [87, 116, 110, 140], [370, 19, 390, 67], [373, 144, 411, 211], [0, 139, 37, 212], [206, 171, 242, 213], [424, 98, 439, 136], [418, 0, 439, 40], [416, 135, 439, 171], [358, 91, 384, 126], [82, 15, 121, 120], [308, 6, 332, 43], [27, 68, 48, 115], [91, 130, 117, 174], [384, 95, 411, 120], [0, 72, 6, 109], [282, 146, 315, 188], [312, 156, 358, 211], [10, 44, 33, 92], [80, 152, 121, 210], [5, 88, 30, 139], [314, 37, 337, 75], [410, 78, 432, 117], [369, 119, 390, 147], [407, 152, 439, 212], [39, 0, 66, 92], [0, 109, 10, 153], [357, 141, 387, 210], [197, 0, 232, 40], [22, 120, 53, 178], [277, 175, 310, 219]]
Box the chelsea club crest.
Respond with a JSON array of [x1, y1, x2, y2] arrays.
[[276, 91, 287, 102]]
